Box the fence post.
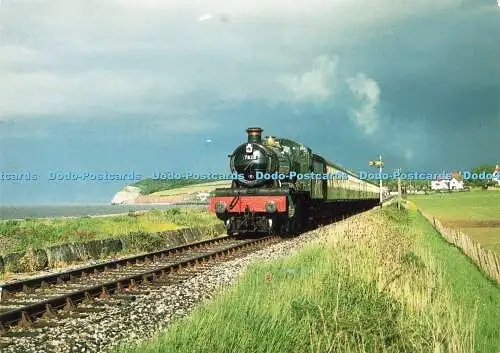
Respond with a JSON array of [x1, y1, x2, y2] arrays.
[[421, 209, 499, 283]]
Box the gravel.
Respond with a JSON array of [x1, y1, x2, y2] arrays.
[[0, 215, 362, 353]]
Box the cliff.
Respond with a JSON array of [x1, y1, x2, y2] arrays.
[[111, 185, 142, 204]]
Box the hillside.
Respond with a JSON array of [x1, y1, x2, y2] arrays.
[[111, 179, 231, 205], [132, 179, 213, 195]]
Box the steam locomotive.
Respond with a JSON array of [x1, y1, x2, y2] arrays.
[[209, 127, 380, 235]]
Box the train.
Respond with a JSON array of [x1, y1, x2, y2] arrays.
[[209, 127, 380, 235]]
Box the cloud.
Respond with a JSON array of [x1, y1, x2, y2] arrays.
[[199, 13, 213, 22], [198, 13, 230, 23], [0, 45, 46, 68], [0, 0, 471, 124], [346, 73, 381, 135], [281, 55, 339, 103], [0, 70, 157, 118]]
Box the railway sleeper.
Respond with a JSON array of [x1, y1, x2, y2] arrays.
[[99, 287, 110, 299], [18, 311, 32, 329], [41, 304, 57, 320], [63, 297, 76, 312]]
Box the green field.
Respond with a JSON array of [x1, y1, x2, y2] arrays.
[[115, 207, 500, 353], [151, 180, 231, 197], [408, 190, 500, 254], [0, 208, 219, 255]]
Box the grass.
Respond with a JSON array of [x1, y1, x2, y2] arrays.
[[408, 190, 500, 254], [132, 178, 217, 195], [132, 178, 232, 195], [409, 209, 500, 351], [408, 190, 500, 220], [151, 180, 231, 197], [0, 208, 219, 255], [115, 206, 499, 353]]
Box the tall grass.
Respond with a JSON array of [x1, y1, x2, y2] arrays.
[[406, 208, 499, 352], [116, 206, 499, 353], [0, 208, 219, 254]]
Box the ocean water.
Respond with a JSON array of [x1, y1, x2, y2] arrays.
[[0, 204, 206, 220]]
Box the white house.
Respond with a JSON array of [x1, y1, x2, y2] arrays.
[[449, 178, 464, 190], [431, 179, 448, 190], [431, 177, 464, 191], [493, 164, 500, 186]]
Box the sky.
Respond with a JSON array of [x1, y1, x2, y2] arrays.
[[0, 0, 499, 204]]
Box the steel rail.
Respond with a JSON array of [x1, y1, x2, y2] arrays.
[[0, 236, 277, 330], [0, 234, 236, 296]]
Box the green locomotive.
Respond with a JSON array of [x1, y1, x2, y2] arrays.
[[209, 127, 380, 235]]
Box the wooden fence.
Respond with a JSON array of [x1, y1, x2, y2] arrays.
[[419, 210, 500, 283]]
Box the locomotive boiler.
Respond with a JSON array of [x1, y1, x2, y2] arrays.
[[209, 127, 380, 235]]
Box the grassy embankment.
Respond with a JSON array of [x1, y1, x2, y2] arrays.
[[130, 178, 230, 203], [116, 205, 499, 353], [0, 208, 219, 255], [408, 190, 500, 255], [149, 180, 231, 198], [132, 178, 229, 195]]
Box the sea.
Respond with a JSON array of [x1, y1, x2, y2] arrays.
[[0, 204, 206, 220]]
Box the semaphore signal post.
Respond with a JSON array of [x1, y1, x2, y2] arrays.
[[368, 155, 384, 206]]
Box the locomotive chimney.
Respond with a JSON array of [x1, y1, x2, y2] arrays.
[[246, 127, 263, 144]]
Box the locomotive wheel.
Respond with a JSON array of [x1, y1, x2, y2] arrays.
[[292, 198, 302, 236], [280, 214, 298, 237], [280, 198, 301, 237], [289, 217, 298, 236], [290, 215, 299, 236]]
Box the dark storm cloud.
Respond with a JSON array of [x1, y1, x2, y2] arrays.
[[1, 0, 499, 203]]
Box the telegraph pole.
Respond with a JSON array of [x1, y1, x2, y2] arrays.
[[379, 155, 383, 205]]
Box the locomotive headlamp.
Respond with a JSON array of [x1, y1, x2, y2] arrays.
[[215, 201, 227, 213], [265, 201, 276, 213]]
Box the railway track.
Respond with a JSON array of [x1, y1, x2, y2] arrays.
[[0, 234, 279, 334]]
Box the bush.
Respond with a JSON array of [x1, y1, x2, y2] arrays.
[[381, 204, 410, 226], [165, 208, 181, 216], [132, 179, 213, 195]]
